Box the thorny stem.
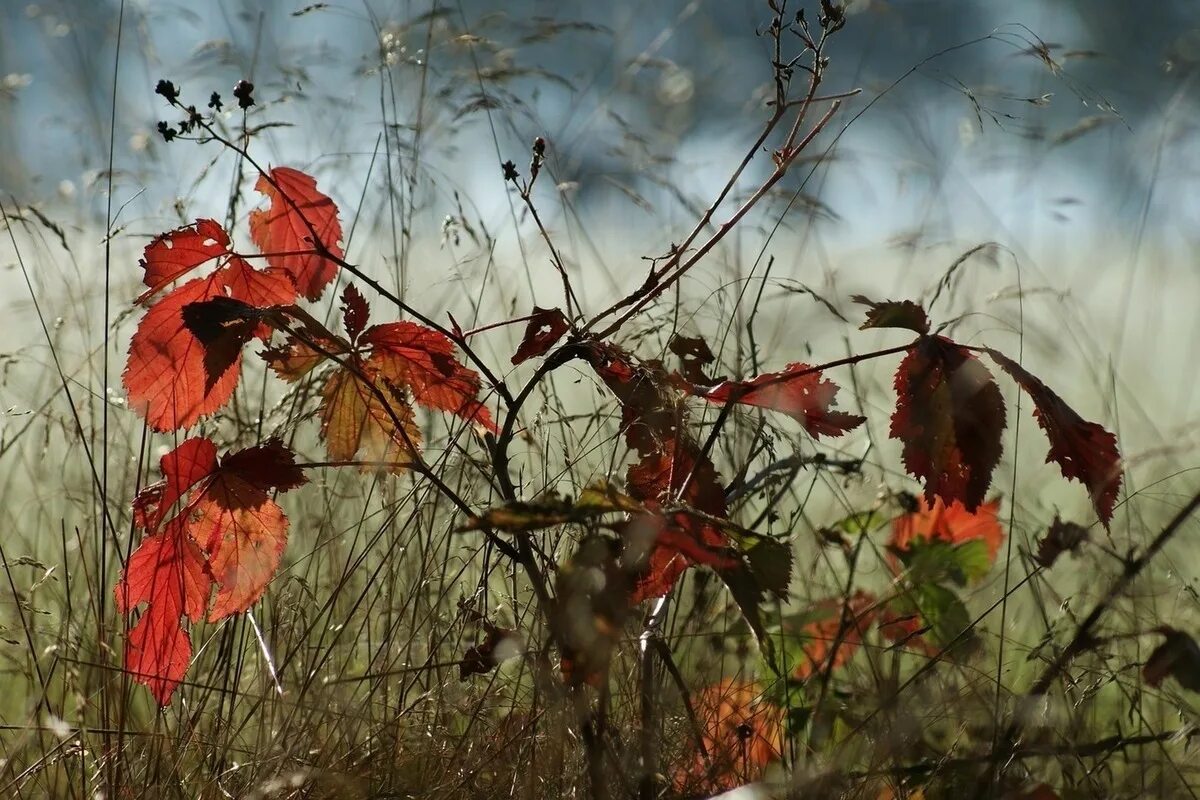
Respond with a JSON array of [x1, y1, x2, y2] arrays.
[[592, 99, 843, 341], [582, 28, 841, 340], [513, 169, 582, 320]]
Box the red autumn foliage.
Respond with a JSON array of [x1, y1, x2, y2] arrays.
[[116, 437, 306, 704], [136, 218, 236, 304], [123, 260, 296, 431], [262, 284, 496, 470], [889, 496, 1005, 561], [623, 443, 737, 603], [582, 342, 732, 601], [362, 322, 497, 432], [682, 362, 865, 439], [987, 349, 1122, 526], [511, 306, 570, 365], [793, 590, 879, 680], [123, 165, 345, 431], [249, 166, 343, 301], [672, 679, 784, 794], [890, 336, 1006, 511]]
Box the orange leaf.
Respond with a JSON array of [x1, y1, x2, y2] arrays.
[[191, 440, 305, 619], [684, 362, 865, 439], [793, 590, 878, 680], [320, 364, 422, 468], [891, 336, 1005, 511], [987, 349, 1122, 526], [250, 166, 343, 301], [672, 679, 783, 794], [889, 496, 1004, 561]]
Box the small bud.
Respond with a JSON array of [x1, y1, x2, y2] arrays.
[[156, 121, 177, 142], [208, 91, 222, 111], [177, 105, 201, 133], [233, 79, 255, 109], [155, 79, 179, 104], [501, 160, 519, 182]]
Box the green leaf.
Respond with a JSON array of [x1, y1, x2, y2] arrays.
[[912, 584, 971, 647], [830, 509, 884, 535], [895, 538, 991, 587], [717, 536, 793, 673]]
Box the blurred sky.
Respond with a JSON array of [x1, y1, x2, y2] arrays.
[[3, 0, 1199, 244], [3, 2, 1200, 394]]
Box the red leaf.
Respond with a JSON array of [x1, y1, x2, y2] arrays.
[[124, 595, 196, 706], [580, 343, 734, 601], [891, 336, 1006, 511], [889, 496, 1004, 561], [585, 342, 686, 455], [512, 306, 570, 365], [987, 349, 1122, 526], [123, 262, 296, 431], [116, 437, 306, 704], [136, 218, 234, 304], [363, 321, 497, 433], [132, 437, 219, 532], [624, 442, 731, 603], [115, 518, 212, 705], [852, 295, 930, 334], [250, 166, 343, 301], [684, 363, 865, 439]]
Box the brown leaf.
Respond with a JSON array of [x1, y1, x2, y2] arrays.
[[668, 332, 720, 385], [852, 295, 930, 334], [1033, 515, 1090, 569], [459, 624, 521, 680], [1143, 627, 1200, 693]]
